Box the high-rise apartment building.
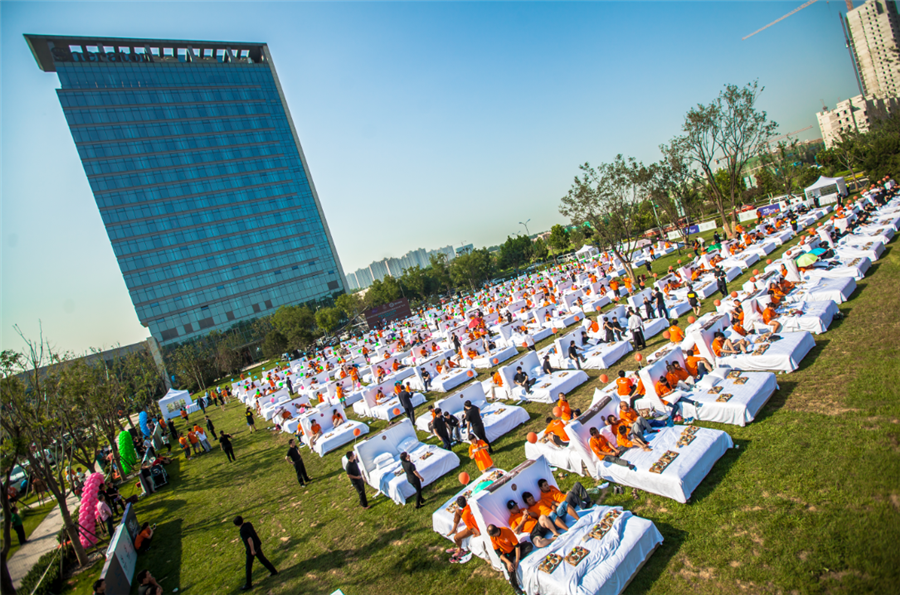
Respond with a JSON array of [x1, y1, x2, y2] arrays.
[[845, 0, 900, 97], [816, 93, 899, 147], [26, 35, 346, 346]]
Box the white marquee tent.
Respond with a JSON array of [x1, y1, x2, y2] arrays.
[[804, 176, 847, 204], [158, 388, 194, 420]]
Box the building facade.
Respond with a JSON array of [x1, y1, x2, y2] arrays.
[[816, 94, 899, 147], [846, 0, 900, 97], [26, 35, 347, 346]]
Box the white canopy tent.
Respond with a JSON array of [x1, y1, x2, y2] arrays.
[[804, 176, 847, 205], [575, 244, 599, 259], [158, 388, 193, 420]]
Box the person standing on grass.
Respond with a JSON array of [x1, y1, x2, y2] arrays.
[[97, 493, 114, 537], [245, 407, 257, 433], [628, 308, 646, 350], [167, 418, 178, 440], [205, 415, 218, 440], [400, 452, 426, 509], [188, 429, 202, 455], [220, 432, 236, 462], [10, 506, 26, 544], [285, 439, 310, 487], [235, 516, 278, 591], [345, 452, 369, 509], [463, 400, 493, 454], [177, 433, 192, 461], [686, 285, 701, 317]]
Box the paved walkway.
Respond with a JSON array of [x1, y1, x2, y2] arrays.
[[8, 492, 80, 590]]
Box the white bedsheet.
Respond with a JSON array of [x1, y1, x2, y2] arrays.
[[432, 469, 507, 537], [804, 257, 870, 281], [517, 506, 663, 595], [756, 300, 837, 335], [370, 442, 460, 505], [522, 370, 590, 404], [311, 420, 369, 457], [797, 276, 856, 304], [367, 392, 428, 421], [679, 370, 778, 426], [481, 402, 531, 442], [715, 331, 815, 373], [580, 340, 633, 370], [595, 426, 733, 503], [524, 434, 584, 474]]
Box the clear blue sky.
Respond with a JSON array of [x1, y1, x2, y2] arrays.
[[1, 1, 861, 354]]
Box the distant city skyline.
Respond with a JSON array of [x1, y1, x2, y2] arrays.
[[2, 1, 863, 354]]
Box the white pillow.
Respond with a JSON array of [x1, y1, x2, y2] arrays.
[[695, 375, 720, 390], [373, 452, 395, 469], [532, 367, 543, 379], [397, 437, 418, 454]]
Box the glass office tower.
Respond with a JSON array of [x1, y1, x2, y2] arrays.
[[26, 35, 346, 346]]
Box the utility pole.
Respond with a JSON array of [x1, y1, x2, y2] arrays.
[[519, 219, 531, 237]]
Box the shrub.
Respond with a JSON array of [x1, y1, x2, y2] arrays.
[[18, 549, 62, 595]]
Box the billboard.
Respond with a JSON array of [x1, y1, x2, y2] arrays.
[[101, 524, 137, 593], [364, 298, 412, 329]]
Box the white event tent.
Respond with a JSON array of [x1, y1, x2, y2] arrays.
[[804, 176, 847, 205]]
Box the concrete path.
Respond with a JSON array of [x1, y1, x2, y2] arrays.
[[7, 492, 80, 590]]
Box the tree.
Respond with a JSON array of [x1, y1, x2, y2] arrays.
[[653, 139, 707, 246], [531, 237, 549, 262], [679, 81, 777, 236], [271, 305, 319, 350], [210, 331, 244, 379], [758, 139, 805, 196], [261, 330, 288, 359], [0, 335, 93, 568], [334, 293, 365, 322], [830, 130, 866, 187], [167, 341, 211, 392], [559, 155, 653, 283], [366, 276, 403, 308], [0, 367, 28, 595], [450, 248, 495, 292], [315, 307, 343, 335], [547, 224, 570, 254], [399, 266, 431, 303], [497, 235, 532, 275], [428, 253, 454, 296]]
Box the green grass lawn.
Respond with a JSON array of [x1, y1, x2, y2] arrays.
[[63, 218, 900, 595], [4, 496, 57, 559]]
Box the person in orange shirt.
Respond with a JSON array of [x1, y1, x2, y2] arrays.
[[556, 393, 572, 422], [615, 370, 635, 398], [711, 331, 751, 356], [522, 491, 567, 532], [187, 429, 201, 456], [684, 347, 712, 379], [590, 318, 600, 333], [507, 500, 559, 547], [447, 497, 480, 560], [668, 320, 685, 344], [468, 438, 493, 472], [588, 426, 635, 470], [623, 277, 633, 294], [544, 415, 569, 447], [655, 376, 674, 399], [486, 524, 531, 593], [609, 278, 620, 297], [331, 409, 344, 428], [616, 424, 652, 452], [762, 302, 782, 333], [308, 420, 323, 447], [178, 434, 192, 460], [536, 478, 592, 529]]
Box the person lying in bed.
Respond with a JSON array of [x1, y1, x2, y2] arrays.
[[665, 362, 693, 390], [684, 348, 712, 380], [619, 402, 664, 432], [711, 331, 751, 356], [506, 500, 560, 547], [544, 416, 570, 447], [617, 424, 653, 453], [536, 478, 593, 529], [331, 410, 344, 428], [589, 426, 636, 470]]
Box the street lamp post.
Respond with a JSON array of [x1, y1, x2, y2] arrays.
[[519, 219, 531, 237]]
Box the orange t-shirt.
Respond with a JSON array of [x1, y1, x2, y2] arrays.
[[763, 308, 777, 324], [460, 506, 480, 534], [616, 377, 634, 396], [490, 527, 519, 554], [711, 337, 725, 357], [619, 408, 638, 424], [616, 432, 634, 448], [134, 527, 152, 550], [557, 399, 572, 422], [545, 419, 569, 441], [685, 355, 702, 377], [669, 326, 685, 343], [492, 372, 503, 386], [635, 378, 646, 396], [655, 381, 672, 397], [509, 510, 536, 534], [590, 434, 616, 457]]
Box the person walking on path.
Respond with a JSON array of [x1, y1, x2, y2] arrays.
[[285, 439, 310, 487], [220, 432, 236, 462], [345, 452, 369, 509], [234, 516, 278, 591], [205, 416, 218, 440], [400, 452, 426, 509], [10, 506, 27, 544]]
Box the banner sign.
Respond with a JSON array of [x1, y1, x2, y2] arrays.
[[738, 210, 759, 222], [365, 298, 412, 329], [697, 220, 717, 232], [101, 525, 137, 593], [756, 204, 782, 218]]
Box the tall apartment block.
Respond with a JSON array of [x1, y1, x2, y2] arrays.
[[25, 35, 346, 346], [845, 0, 900, 97]]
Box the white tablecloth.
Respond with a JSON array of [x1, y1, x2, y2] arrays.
[[715, 330, 815, 373]]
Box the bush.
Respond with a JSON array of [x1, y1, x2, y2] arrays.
[[18, 549, 63, 595]]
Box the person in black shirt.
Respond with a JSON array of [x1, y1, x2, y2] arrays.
[[431, 409, 452, 450], [541, 355, 554, 375], [400, 452, 426, 508], [653, 288, 668, 320], [713, 231, 722, 244], [345, 452, 368, 509], [422, 370, 432, 391], [643, 297, 654, 320], [463, 401, 493, 454], [513, 366, 536, 395], [219, 432, 236, 462], [286, 377, 294, 396], [567, 342, 586, 370], [245, 407, 256, 433], [506, 311, 513, 325], [452, 334, 461, 353], [611, 317, 625, 341], [234, 516, 278, 590], [686, 285, 701, 316], [204, 416, 217, 441], [285, 439, 310, 487], [166, 419, 178, 440], [398, 388, 416, 423], [443, 410, 462, 443], [714, 266, 728, 297]]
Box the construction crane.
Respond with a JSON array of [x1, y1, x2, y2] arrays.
[[743, 1, 855, 41], [767, 125, 815, 145]]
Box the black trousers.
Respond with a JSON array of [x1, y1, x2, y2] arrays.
[[631, 329, 646, 349], [294, 460, 310, 486], [436, 430, 452, 451], [224, 447, 236, 462], [13, 524, 26, 544], [409, 477, 425, 506], [498, 542, 533, 593], [351, 478, 368, 508], [208, 428, 218, 440], [470, 425, 493, 454], [404, 406, 416, 424], [245, 549, 277, 586]]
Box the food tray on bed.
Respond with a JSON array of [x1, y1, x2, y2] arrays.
[[419, 451, 434, 461], [565, 546, 590, 567], [716, 393, 734, 402], [649, 450, 680, 474], [733, 377, 748, 385], [725, 370, 742, 380], [707, 386, 724, 395], [558, 371, 570, 377], [539, 553, 564, 574], [587, 509, 622, 540], [752, 344, 771, 355], [676, 433, 696, 447], [539, 383, 553, 389]]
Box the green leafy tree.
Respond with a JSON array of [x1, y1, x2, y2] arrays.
[[450, 248, 495, 292], [261, 329, 288, 359], [428, 253, 454, 296], [399, 266, 432, 303], [654, 139, 706, 245], [547, 224, 570, 254], [531, 237, 549, 262], [498, 235, 532, 275], [366, 276, 403, 308], [315, 306, 343, 334], [167, 341, 212, 392], [335, 293, 365, 322], [271, 305, 320, 350]]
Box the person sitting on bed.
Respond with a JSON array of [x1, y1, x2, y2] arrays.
[[619, 402, 664, 432], [374, 388, 388, 405], [537, 478, 593, 528], [616, 370, 636, 398], [331, 410, 344, 428], [447, 496, 480, 560], [308, 420, 323, 447], [522, 491, 568, 533], [684, 348, 712, 379], [617, 424, 652, 452], [711, 331, 750, 356], [762, 302, 782, 333], [507, 500, 559, 547], [665, 362, 692, 390], [588, 426, 636, 470], [544, 416, 569, 447], [487, 524, 532, 595]]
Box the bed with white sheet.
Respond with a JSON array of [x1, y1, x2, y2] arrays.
[[551, 327, 633, 371], [803, 257, 870, 281], [715, 331, 816, 373], [754, 300, 838, 335], [352, 378, 428, 421], [355, 419, 460, 506], [835, 238, 884, 261], [678, 369, 778, 427], [467, 456, 663, 595], [498, 352, 590, 404], [796, 276, 856, 304], [297, 404, 369, 456], [415, 383, 530, 442], [471, 345, 519, 369], [524, 430, 585, 474], [432, 468, 507, 538]]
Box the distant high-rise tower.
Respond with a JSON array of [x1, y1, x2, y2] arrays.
[[845, 0, 900, 97], [25, 35, 347, 346]]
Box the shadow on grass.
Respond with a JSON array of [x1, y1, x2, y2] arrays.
[[132, 515, 183, 595], [623, 522, 689, 595], [685, 437, 749, 505]]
